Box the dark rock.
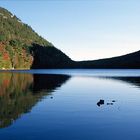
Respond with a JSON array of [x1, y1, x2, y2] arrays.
[[107, 103, 113, 105], [112, 100, 116, 102], [97, 99, 104, 107]]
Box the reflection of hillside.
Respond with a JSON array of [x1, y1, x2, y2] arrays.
[[115, 77, 140, 88], [33, 74, 70, 93], [0, 73, 70, 128], [106, 77, 140, 88], [0, 73, 33, 96]]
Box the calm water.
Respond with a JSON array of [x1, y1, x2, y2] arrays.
[[0, 69, 140, 140]]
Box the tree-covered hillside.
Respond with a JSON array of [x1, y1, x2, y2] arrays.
[[0, 7, 72, 69], [0, 7, 51, 46]]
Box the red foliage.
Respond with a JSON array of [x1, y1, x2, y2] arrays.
[[3, 52, 9, 60], [3, 79, 10, 88], [0, 43, 5, 52]]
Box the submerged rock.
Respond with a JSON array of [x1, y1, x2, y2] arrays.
[[107, 103, 113, 105], [97, 99, 104, 107], [112, 100, 116, 102]]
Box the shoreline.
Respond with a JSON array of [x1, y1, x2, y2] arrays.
[[0, 68, 140, 71]]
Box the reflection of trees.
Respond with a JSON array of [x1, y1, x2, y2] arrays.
[[33, 74, 70, 93], [103, 77, 140, 88], [114, 77, 140, 88], [0, 73, 70, 128]]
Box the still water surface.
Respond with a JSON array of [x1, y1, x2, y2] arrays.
[[0, 69, 140, 140]]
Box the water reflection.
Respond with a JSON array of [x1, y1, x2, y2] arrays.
[[110, 77, 140, 88], [33, 74, 70, 93], [0, 73, 70, 128], [0, 72, 140, 129]]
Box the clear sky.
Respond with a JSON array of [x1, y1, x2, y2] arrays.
[[0, 0, 140, 61]]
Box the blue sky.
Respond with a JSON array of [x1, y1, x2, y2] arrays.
[[0, 0, 140, 61]]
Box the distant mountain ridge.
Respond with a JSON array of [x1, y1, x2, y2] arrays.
[[77, 50, 140, 69], [0, 7, 140, 69]]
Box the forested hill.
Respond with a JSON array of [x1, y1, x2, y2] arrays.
[[0, 7, 73, 69]]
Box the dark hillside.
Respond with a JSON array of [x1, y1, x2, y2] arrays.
[[77, 50, 140, 69]]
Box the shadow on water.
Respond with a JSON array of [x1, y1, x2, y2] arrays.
[[0, 72, 70, 129]]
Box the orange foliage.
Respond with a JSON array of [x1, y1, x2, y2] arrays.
[[3, 52, 9, 60], [0, 43, 5, 52], [3, 79, 10, 88]]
